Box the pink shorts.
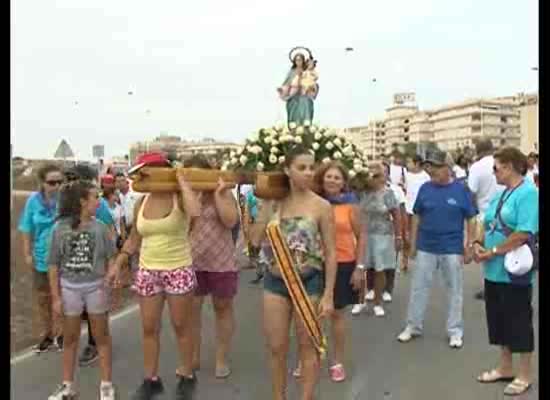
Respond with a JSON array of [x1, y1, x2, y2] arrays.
[[194, 271, 239, 298], [132, 267, 197, 297]]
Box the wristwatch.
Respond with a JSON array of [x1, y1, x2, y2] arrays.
[[491, 247, 498, 255], [356, 264, 366, 271]]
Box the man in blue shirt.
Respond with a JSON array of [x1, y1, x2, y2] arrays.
[[398, 149, 477, 349]]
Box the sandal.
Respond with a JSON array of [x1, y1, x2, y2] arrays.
[[215, 365, 232, 379], [504, 379, 531, 396], [292, 366, 302, 378], [477, 369, 515, 383]]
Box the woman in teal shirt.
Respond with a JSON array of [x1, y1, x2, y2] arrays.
[[18, 163, 64, 352], [474, 147, 538, 397]]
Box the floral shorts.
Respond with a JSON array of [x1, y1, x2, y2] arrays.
[[132, 267, 197, 297]]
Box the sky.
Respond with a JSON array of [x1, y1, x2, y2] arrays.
[[12, 0, 538, 160]]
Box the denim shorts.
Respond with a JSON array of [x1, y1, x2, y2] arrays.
[[61, 280, 110, 317], [263, 270, 324, 300]]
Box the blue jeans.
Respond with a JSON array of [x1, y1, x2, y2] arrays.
[[406, 250, 464, 338]]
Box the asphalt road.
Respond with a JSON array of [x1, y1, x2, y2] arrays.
[[11, 265, 539, 400]]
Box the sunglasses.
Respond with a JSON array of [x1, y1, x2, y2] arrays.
[[45, 180, 63, 186]]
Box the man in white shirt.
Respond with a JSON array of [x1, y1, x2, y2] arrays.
[[404, 155, 431, 271], [115, 173, 142, 234], [390, 153, 407, 189], [467, 139, 503, 300]]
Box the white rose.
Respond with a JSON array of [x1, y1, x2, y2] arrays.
[[353, 158, 362, 165], [309, 149, 315, 155], [269, 154, 278, 164], [221, 164, 228, 171], [294, 136, 303, 144], [310, 125, 317, 133], [314, 132, 323, 140], [275, 122, 284, 132], [271, 139, 279, 146], [325, 142, 334, 150], [312, 142, 320, 150], [322, 157, 331, 164], [337, 131, 347, 139], [270, 146, 279, 154], [343, 146, 353, 156], [303, 120, 311, 127], [349, 170, 356, 178], [289, 122, 297, 129], [239, 155, 248, 165], [263, 136, 272, 144], [334, 138, 342, 147], [333, 151, 342, 159], [257, 162, 265, 172], [278, 156, 286, 164], [230, 151, 236, 158], [255, 145, 263, 154], [354, 164, 363, 173], [296, 126, 304, 135], [231, 157, 238, 165]]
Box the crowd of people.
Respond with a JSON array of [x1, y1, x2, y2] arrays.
[[17, 139, 538, 400]]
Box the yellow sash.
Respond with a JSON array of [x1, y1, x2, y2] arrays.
[[266, 221, 327, 357]]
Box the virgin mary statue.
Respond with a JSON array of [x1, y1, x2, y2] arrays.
[[277, 47, 319, 126]]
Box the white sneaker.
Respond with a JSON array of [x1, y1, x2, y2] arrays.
[[48, 383, 78, 400], [351, 303, 367, 315], [397, 326, 420, 343], [449, 336, 463, 349], [100, 382, 116, 400], [373, 305, 385, 317], [365, 290, 375, 301], [382, 292, 392, 302]]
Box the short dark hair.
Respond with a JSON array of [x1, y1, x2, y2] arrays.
[[475, 139, 494, 156], [65, 164, 98, 181], [494, 147, 528, 176]]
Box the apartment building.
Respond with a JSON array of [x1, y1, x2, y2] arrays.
[[129, 134, 242, 163], [347, 93, 533, 160], [519, 95, 538, 154]]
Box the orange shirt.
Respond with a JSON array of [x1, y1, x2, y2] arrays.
[[333, 204, 356, 263]]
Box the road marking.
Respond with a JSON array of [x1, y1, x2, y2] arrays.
[[10, 304, 140, 365]]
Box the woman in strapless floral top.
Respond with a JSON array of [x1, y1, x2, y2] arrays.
[[251, 146, 337, 400]]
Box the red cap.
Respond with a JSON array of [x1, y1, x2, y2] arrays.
[[101, 174, 114, 184], [135, 152, 170, 167]]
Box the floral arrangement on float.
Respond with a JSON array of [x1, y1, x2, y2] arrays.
[[221, 121, 370, 185]]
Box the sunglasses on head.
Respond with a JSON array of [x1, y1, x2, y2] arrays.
[[45, 180, 63, 186]]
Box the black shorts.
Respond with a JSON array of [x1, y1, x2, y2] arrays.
[[334, 262, 359, 310], [484, 280, 534, 353]]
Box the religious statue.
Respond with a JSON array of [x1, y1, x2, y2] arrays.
[[277, 47, 319, 126]]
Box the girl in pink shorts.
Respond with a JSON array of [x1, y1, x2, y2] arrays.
[[114, 152, 201, 400]]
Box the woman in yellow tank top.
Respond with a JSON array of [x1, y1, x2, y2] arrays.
[[114, 153, 201, 400]]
